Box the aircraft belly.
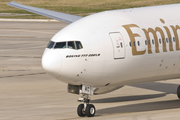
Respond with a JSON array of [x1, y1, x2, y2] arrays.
[[110, 52, 180, 86]]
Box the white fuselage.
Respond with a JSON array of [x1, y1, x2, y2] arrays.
[[42, 4, 180, 89]]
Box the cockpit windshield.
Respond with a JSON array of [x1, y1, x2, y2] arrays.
[[47, 41, 55, 49], [47, 41, 83, 50], [67, 41, 76, 49], [76, 41, 83, 49], [54, 42, 66, 49]]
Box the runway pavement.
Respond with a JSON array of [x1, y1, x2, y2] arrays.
[[1, 21, 180, 120]]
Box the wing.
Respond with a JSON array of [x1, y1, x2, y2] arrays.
[[7, 1, 83, 24]]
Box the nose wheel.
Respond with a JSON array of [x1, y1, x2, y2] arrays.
[[77, 94, 96, 117], [85, 104, 96, 117], [77, 104, 86, 117]]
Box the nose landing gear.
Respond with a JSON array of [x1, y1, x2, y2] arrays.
[[77, 94, 96, 117]]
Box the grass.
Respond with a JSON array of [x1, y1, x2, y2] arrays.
[[0, 0, 180, 19]]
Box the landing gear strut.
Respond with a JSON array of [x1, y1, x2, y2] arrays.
[[77, 94, 96, 117], [177, 85, 180, 99]]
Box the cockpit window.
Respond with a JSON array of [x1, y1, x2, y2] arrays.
[[76, 41, 83, 49], [47, 41, 55, 49], [47, 41, 83, 50], [54, 42, 66, 49], [67, 41, 75, 49]]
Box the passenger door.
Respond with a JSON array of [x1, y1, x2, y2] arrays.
[[109, 32, 125, 59]]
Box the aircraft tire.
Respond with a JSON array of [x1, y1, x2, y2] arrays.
[[177, 85, 180, 99], [77, 104, 86, 117], [85, 104, 96, 117]]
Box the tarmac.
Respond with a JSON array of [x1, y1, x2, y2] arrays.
[[1, 21, 180, 120]]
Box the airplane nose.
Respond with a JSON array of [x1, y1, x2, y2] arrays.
[[42, 50, 61, 75]]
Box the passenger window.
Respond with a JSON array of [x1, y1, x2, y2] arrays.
[[68, 41, 75, 49], [166, 38, 168, 43], [129, 42, 132, 47], [47, 41, 55, 49], [152, 39, 154, 44], [133, 41, 136, 46], [54, 42, 66, 49], [145, 40, 147, 45], [162, 38, 165, 43], [76, 41, 83, 49], [173, 37, 176, 42], [159, 39, 161, 44], [169, 37, 172, 42], [137, 41, 140, 46]]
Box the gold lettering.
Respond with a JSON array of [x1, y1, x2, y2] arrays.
[[142, 27, 167, 53], [123, 24, 146, 55], [170, 25, 180, 50], [160, 19, 173, 51], [142, 29, 152, 54], [164, 26, 173, 51], [160, 19, 165, 24], [123, 20, 180, 56]]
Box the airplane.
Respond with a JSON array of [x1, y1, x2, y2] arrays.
[[7, 1, 180, 117]]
